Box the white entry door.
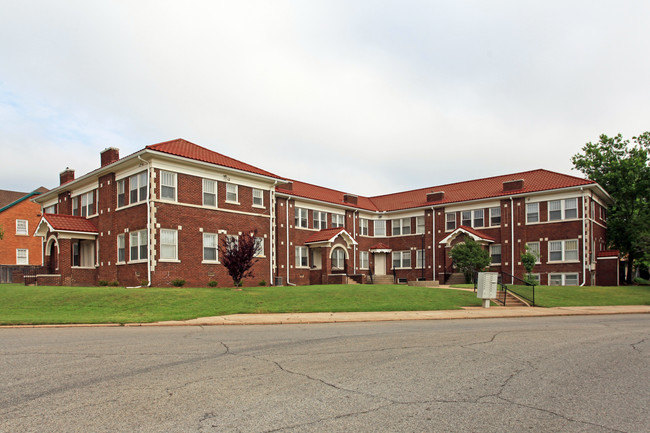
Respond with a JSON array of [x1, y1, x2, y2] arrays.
[[374, 253, 386, 275]]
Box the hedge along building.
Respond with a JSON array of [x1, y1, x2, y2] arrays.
[[33, 139, 616, 287]]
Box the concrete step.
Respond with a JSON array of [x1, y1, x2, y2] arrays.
[[370, 275, 394, 284], [446, 272, 467, 285], [495, 291, 530, 307]]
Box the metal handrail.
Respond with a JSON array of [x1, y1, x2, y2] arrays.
[[499, 271, 535, 306]]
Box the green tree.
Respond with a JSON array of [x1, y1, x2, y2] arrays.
[[521, 245, 539, 284], [0, 225, 3, 240], [572, 133, 650, 284], [449, 236, 491, 283], [218, 230, 260, 287]]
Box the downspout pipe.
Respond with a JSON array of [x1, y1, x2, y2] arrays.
[[353, 210, 358, 273], [580, 187, 587, 286], [138, 155, 152, 287], [270, 181, 277, 286], [510, 197, 515, 282], [431, 206, 436, 281], [285, 198, 295, 286]]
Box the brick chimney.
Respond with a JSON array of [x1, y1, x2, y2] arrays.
[[426, 191, 444, 202], [100, 147, 120, 167], [59, 168, 75, 185], [503, 179, 524, 192], [343, 194, 358, 205]]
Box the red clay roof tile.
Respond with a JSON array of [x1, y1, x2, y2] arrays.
[[43, 214, 98, 233], [305, 227, 348, 243]]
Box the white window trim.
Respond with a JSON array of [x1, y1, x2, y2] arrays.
[[359, 251, 369, 269], [548, 198, 579, 221], [225, 183, 239, 204], [445, 212, 456, 232], [295, 246, 309, 268], [160, 170, 177, 202], [129, 171, 148, 205], [415, 249, 425, 269], [117, 179, 126, 208], [313, 211, 328, 230], [392, 251, 412, 269], [392, 218, 411, 236], [415, 216, 425, 235], [332, 214, 345, 228], [16, 249, 28, 265], [16, 219, 28, 236], [331, 248, 345, 270], [202, 232, 219, 264], [254, 237, 265, 258], [490, 244, 502, 265], [159, 229, 179, 262], [252, 188, 265, 208], [117, 234, 126, 264], [374, 220, 386, 237], [548, 239, 580, 263], [295, 207, 309, 229], [202, 179, 217, 208], [525, 241, 542, 264], [548, 273, 580, 286], [359, 219, 369, 236], [489, 207, 501, 227], [128, 229, 148, 263], [526, 202, 540, 224]]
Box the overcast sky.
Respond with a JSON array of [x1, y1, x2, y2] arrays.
[[1, 1, 648, 196]]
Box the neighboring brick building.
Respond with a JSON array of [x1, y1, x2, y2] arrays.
[[32, 139, 616, 287], [0, 187, 48, 282]]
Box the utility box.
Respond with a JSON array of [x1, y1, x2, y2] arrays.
[[477, 272, 498, 308]]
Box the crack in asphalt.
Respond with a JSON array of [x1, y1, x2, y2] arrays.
[[631, 338, 645, 352]]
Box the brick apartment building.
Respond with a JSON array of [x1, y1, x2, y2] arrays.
[[31, 139, 618, 287], [0, 187, 48, 282]]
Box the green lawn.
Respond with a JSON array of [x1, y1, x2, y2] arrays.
[[451, 283, 650, 307], [0, 284, 483, 325]]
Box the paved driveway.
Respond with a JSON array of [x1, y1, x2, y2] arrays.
[[1, 315, 648, 432]]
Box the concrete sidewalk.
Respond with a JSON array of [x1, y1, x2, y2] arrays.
[[4, 305, 648, 329]]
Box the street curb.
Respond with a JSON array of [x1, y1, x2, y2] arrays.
[[2, 305, 649, 328]]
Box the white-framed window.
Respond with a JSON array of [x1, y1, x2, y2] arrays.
[[374, 220, 386, 236], [117, 179, 126, 207], [549, 273, 579, 286], [359, 218, 368, 236], [313, 211, 327, 230], [160, 171, 177, 201], [73, 240, 95, 267], [80, 191, 96, 217], [254, 237, 264, 257], [525, 242, 541, 264], [416, 216, 425, 234], [16, 249, 28, 265], [392, 251, 411, 269], [226, 183, 238, 203], [252, 189, 264, 207], [416, 249, 425, 268], [16, 219, 28, 235], [392, 218, 411, 236], [446, 213, 456, 231], [461, 211, 471, 227], [117, 234, 126, 263], [490, 244, 502, 264], [203, 233, 218, 262], [359, 251, 369, 269], [130, 171, 148, 204], [490, 207, 501, 226], [295, 207, 308, 228], [72, 196, 79, 216], [461, 209, 484, 228], [226, 234, 239, 249], [473, 209, 484, 228], [331, 248, 345, 270], [548, 239, 579, 262], [527, 273, 541, 284], [129, 230, 148, 261], [43, 204, 57, 214], [526, 203, 539, 223], [295, 246, 309, 268], [160, 229, 178, 260], [549, 198, 578, 221], [332, 214, 344, 228], [203, 179, 217, 207]]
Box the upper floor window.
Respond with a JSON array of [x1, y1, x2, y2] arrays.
[[72, 196, 79, 216], [526, 203, 539, 223], [129, 171, 148, 204], [548, 239, 579, 262], [160, 229, 178, 260], [160, 171, 177, 201], [392, 218, 411, 236], [16, 219, 28, 235], [461, 210, 483, 228], [203, 233, 218, 262], [43, 204, 57, 214], [226, 183, 238, 203], [80, 191, 95, 217], [252, 189, 264, 207], [473, 209, 484, 227], [490, 207, 501, 226], [117, 179, 126, 207], [295, 207, 308, 228], [416, 216, 425, 234], [295, 246, 309, 268], [203, 179, 217, 207], [359, 218, 368, 236], [16, 249, 28, 265], [313, 211, 327, 230], [549, 198, 578, 221], [374, 220, 386, 236], [446, 213, 456, 231], [332, 214, 344, 228]]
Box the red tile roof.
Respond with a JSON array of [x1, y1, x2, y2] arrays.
[[277, 169, 597, 212], [597, 250, 620, 258], [455, 225, 497, 242], [146, 139, 284, 180], [305, 227, 349, 243], [42, 214, 98, 233]]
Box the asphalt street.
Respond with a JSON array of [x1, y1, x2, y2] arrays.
[[1, 314, 648, 432]]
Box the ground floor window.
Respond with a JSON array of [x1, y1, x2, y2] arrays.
[[359, 251, 369, 269], [16, 249, 28, 265], [549, 273, 579, 286], [331, 248, 345, 270], [203, 233, 218, 262], [490, 244, 501, 264], [130, 230, 148, 261], [73, 240, 95, 267], [392, 251, 411, 269], [296, 246, 309, 268], [117, 234, 125, 263], [160, 229, 178, 260]]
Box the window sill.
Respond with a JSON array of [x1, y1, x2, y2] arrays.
[[116, 261, 126, 266], [252, 204, 266, 209], [15, 234, 29, 237], [391, 267, 412, 270], [202, 260, 221, 265], [225, 200, 240, 205], [71, 266, 97, 269], [159, 259, 181, 263], [127, 259, 148, 264], [159, 198, 177, 203], [295, 266, 310, 269], [254, 255, 267, 259], [548, 260, 580, 264]]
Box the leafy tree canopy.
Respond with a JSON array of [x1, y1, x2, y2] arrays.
[[449, 236, 491, 283], [572, 132, 650, 283], [219, 230, 260, 287]]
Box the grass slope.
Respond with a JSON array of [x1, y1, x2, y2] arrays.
[[0, 284, 483, 325]]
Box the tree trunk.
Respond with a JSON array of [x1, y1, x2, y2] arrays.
[[626, 254, 635, 284]]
